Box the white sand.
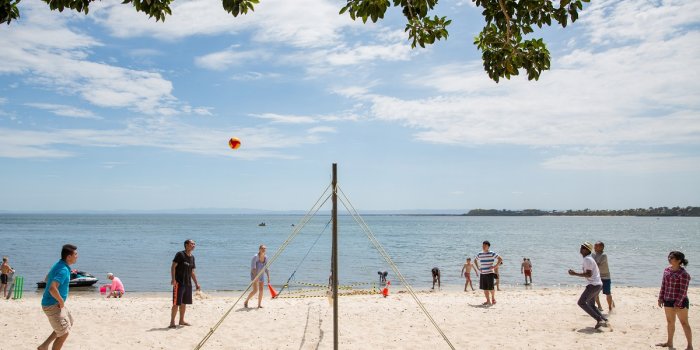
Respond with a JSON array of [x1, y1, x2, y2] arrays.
[[1, 287, 697, 349]]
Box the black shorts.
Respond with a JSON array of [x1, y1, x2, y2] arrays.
[[480, 273, 495, 290], [664, 298, 690, 309], [0, 274, 7, 284], [173, 281, 192, 305]]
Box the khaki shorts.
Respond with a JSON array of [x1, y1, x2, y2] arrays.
[[42, 304, 73, 337]]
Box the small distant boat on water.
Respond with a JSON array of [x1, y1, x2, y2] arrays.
[[36, 270, 99, 288], [258, 222, 266, 227]]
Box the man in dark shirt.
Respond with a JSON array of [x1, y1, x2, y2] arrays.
[[169, 239, 201, 328]]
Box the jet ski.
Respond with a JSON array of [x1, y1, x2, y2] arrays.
[[36, 270, 99, 288]]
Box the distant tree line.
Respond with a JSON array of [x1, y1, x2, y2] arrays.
[[465, 206, 700, 217]]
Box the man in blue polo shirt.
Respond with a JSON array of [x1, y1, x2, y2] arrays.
[[38, 244, 78, 350]]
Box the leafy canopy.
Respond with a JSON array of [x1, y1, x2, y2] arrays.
[[0, 0, 588, 82]]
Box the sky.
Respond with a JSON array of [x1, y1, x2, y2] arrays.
[[1, 0, 699, 212]]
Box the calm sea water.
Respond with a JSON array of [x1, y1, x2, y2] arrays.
[[0, 214, 698, 292]]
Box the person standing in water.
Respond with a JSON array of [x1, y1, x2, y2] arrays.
[[521, 258, 533, 285], [245, 244, 271, 308]]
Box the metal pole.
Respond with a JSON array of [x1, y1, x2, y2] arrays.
[[331, 163, 339, 350]]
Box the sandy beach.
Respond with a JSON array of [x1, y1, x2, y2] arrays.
[[1, 287, 697, 349]]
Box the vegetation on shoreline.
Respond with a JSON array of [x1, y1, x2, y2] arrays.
[[465, 206, 700, 217]]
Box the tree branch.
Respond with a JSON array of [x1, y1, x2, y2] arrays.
[[497, 0, 512, 45]]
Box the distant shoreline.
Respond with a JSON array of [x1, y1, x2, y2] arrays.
[[1, 206, 699, 217], [465, 206, 700, 217]]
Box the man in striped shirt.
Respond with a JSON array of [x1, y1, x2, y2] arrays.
[[474, 240, 503, 305]]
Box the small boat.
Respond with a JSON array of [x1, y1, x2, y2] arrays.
[[258, 222, 266, 227], [36, 270, 99, 288]]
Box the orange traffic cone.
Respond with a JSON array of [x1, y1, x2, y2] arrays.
[[382, 281, 390, 298], [268, 284, 279, 299]]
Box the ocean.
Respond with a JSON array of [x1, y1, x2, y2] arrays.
[[0, 214, 698, 292]]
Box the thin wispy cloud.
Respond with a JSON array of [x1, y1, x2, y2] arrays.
[[230, 71, 281, 81], [251, 113, 317, 124], [0, 117, 324, 160], [542, 152, 700, 173], [25, 103, 101, 119], [308, 126, 337, 134], [195, 48, 269, 71]]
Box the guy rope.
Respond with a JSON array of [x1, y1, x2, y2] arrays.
[[338, 185, 456, 350], [193, 184, 331, 350]]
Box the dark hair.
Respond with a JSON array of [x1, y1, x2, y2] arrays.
[[184, 239, 194, 248], [61, 244, 77, 260], [483, 240, 491, 247], [596, 241, 605, 248], [669, 251, 688, 266]]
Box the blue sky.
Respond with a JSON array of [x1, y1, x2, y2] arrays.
[[1, 0, 699, 212]]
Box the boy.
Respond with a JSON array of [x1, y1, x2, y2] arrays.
[[461, 258, 478, 291]]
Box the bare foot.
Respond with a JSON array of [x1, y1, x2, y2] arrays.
[[655, 342, 672, 348], [168, 324, 177, 329], [179, 322, 191, 326]]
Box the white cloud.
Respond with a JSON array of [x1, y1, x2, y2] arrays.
[[582, 0, 700, 45], [230, 71, 281, 81], [251, 113, 317, 124], [192, 26, 414, 77], [324, 42, 413, 66], [308, 126, 337, 134], [25, 103, 100, 119], [181, 105, 214, 116], [92, 0, 356, 49], [1, 3, 179, 115], [195, 48, 269, 70]]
